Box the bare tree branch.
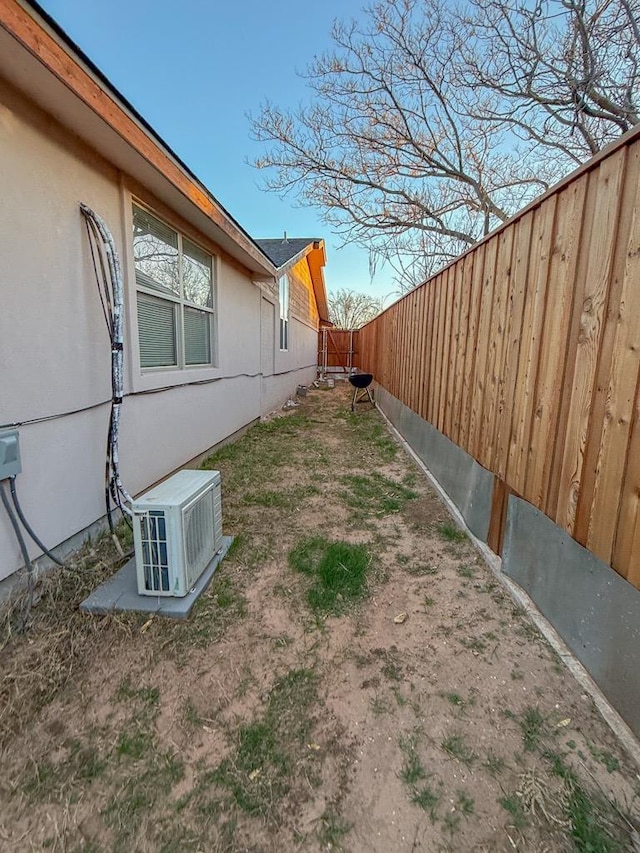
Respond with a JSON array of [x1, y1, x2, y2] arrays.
[[250, 0, 639, 292], [328, 288, 383, 328]]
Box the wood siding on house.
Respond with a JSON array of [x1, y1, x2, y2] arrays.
[[289, 257, 319, 328]]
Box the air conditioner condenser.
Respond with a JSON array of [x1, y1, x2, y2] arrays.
[[132, 469, 223, 597]]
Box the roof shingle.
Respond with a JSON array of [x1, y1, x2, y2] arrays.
[[255, 238, 320, 269]]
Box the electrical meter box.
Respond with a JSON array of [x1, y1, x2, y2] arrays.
[[0, 429, 21, 480]]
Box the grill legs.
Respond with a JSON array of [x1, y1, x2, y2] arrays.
[[351, 386, 375, 411]]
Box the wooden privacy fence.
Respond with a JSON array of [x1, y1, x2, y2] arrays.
[[318, 328, 360, 372], [358, 125, 640, 590]]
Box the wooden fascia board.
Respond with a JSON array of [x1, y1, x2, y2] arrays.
[[1, 0, 275, 278], [307, 243, 330, 324]]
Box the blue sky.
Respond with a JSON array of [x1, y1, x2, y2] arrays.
[[37, 0, 396, 302]]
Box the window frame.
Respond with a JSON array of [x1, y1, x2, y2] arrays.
[[130, 201, 218, 377], [279, 273, 289, 352], [123, 196, 222, 393]]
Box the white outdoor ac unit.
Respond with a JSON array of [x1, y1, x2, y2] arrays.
[[132, 469, 223, 597]]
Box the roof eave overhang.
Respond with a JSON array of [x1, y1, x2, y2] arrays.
[[307, 241, 330, 325], [0, 0, 277, 279]]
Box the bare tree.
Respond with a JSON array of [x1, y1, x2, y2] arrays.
[[251, 0, 639, 291], [462, 0, 640, 164], [328, 289, 383, 328]]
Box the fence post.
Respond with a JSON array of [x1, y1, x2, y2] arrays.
[[487, 476, 510, 556]]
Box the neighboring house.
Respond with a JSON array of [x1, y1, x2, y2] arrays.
[[255, 237, 330, 411], [0, 1, 329, 586]]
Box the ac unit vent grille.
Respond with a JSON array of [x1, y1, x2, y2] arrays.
[[140, 510, 170, 593], [183, 488, 216, 588]]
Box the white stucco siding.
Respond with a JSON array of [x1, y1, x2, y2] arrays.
[[119, 375, 261, 497], [215, 262, 261, 376], [0, 407, 112, 577], [0, 76, 121, 425], [261, 317, 317, 412]]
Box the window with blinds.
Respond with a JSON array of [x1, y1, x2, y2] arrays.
[[133, 205, 215, 369], [279, 274, 289, 351]]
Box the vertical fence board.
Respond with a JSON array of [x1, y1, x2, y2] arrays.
[[469, 237, 498, 460], [430, 274, 443, 426], [586, 147, 640, 565], [508, 197, 556, 495], [494, 212, 533, 481], [433, 270, 448, 429], [438, 267, 454, 433], [444, 265, 458, 436], [398, 299, 407, 403], [451, 255, 475, 446], [407, 292, 415, 408], [557, 149, 627, 537], [481, 225, 515, 471], [458, 244, 486, 452], [412, 287, 421, 414], [426, 280, 437, 424], [614, 373, 640, 585], [416, 284, 428, 420], [526, 179, 587, 508], [449, 259, 467, 442], [404, 295, 412, 405]]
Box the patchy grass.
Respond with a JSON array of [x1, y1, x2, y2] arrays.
[[289, 536, 372, 615], [520, 706, 546, 753], [335, 409, 398, 462], [456, 564, 476, 579], [399, 731, 442, 822], [437, 523, 467, 543], [456, 789, 475, 817], [588, 743, 621, 774], [483, 751, 506, 777], [339, 471, 416, 517], [190, 668, 319, 821], [0, 520, 136, 748], [412, 782, 441, 817], [409, 562, 439, 576], [151, 563, 248, 662], [543, 751, 629, 853], [317, 808, 352, 850], [399, 733, 427, 785], [242, 483, 320, 509], [500, 793, 529, 828], [370, 695, 390, 716], [441, 733, 476, 767]]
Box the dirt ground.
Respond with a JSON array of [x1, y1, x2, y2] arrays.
[[0, 382, 639, 852]]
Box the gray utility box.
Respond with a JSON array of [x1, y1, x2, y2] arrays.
[[0, 429, 21, 480]]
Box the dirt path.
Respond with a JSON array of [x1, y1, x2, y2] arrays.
[[0, 383, 638, 852]]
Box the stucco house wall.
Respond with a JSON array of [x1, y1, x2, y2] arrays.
[[0, 57, 323, 585]]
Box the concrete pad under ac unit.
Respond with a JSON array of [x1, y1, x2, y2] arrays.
[[80, 536, 234, 620]]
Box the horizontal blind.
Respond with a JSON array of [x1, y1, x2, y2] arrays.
[[184, 306, 211, 365], [137, 294, 177, 368]]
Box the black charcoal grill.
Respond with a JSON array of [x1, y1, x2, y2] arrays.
[[348, 372, 375, 411]]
